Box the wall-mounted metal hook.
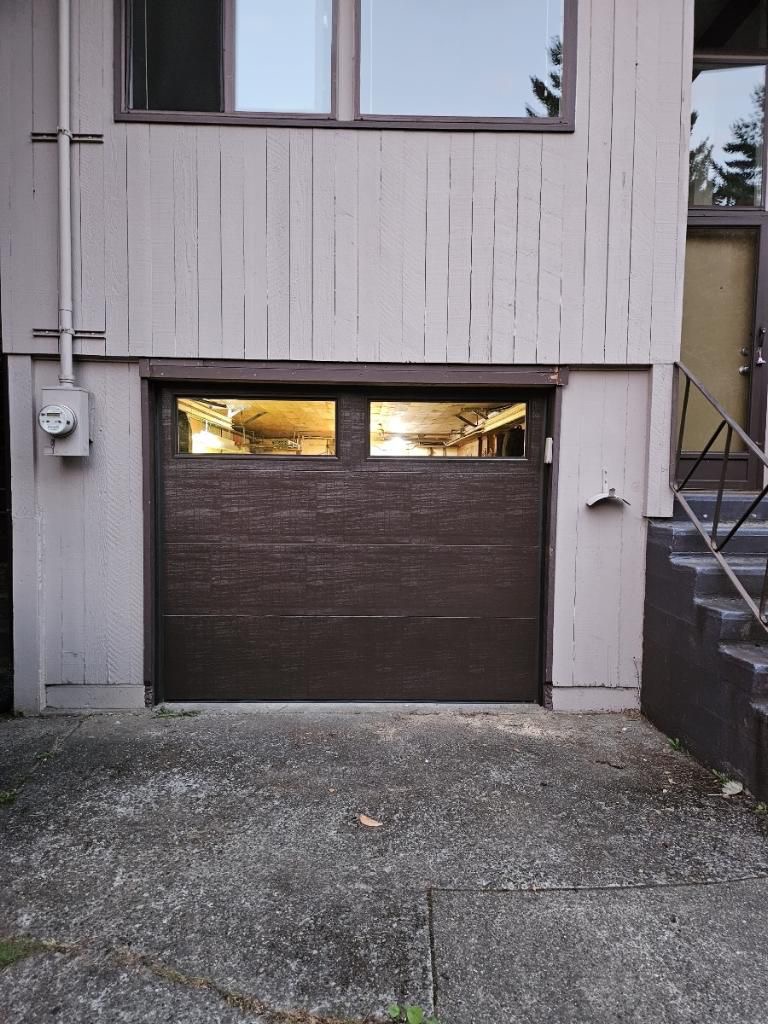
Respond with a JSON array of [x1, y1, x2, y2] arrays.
[[586, 488, 631, 508], [586, 469, 630, 509]]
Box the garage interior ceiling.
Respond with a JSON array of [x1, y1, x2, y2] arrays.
[[180, 398, 336, 438], [371, 401, 526, 442]]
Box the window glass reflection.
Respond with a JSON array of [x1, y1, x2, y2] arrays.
[[235, 0, 333, 113], [690, 64, 765, 208], [359, 0, 564, 118], [178, 398, 336, 455], [370, 401, 527, 458]]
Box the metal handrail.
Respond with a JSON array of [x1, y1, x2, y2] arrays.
[[672, 362, 768, 633]]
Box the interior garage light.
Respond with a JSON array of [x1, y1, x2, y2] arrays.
[[385, 435, 411, 455], [191, 429, 227, 453]]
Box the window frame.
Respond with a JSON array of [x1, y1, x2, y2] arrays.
[[115, 0, 578, 132], [689, 32, 768, 217]]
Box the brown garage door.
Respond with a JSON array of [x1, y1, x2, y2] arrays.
[[156, 387, 547, 701]]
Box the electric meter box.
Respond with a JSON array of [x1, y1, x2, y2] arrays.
[[39, 387, 91, 456]]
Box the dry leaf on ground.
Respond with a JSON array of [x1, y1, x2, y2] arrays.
[[358, 814, 383, 828]]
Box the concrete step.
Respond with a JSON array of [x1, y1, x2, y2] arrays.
[[650, 518, 768, 556], [675, 491, 768, 523], [668, 553, 768, 600], [694, 595, 768, 644], [719, 643, 768, 700]]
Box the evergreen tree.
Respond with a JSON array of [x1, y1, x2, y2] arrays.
[[689, 110, 716, 206], [526, 38, 562, 118], [713, 84, 764, 207]]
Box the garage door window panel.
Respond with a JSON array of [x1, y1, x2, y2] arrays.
[[369, 401, 527, 458], [177, 397, 337, 456]]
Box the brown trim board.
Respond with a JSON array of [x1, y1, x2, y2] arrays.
[[140, 360, 569, 388]]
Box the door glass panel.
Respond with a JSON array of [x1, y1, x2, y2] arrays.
[[694, 0, 768, 53], [369, 401, 527, 457], [680, 228, 758, 453], [177, 398, 336, 455], [359, 0, 564, 118], [690, 64, 765, 208], [235, 0, 333, 113]]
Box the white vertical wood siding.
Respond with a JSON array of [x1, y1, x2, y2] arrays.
[[0, 0, 692, 365], [551, 368, 650, 708], [17, 359, 144, 708]]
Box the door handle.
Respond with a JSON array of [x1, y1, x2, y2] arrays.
[[757, 327, 766, 366]]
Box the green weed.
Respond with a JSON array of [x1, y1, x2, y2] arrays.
[[153, 707, 201, 719], [0, 938, 57, 970], [387, 1004, 439, 1024]]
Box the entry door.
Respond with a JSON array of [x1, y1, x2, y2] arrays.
[[680, 223, 768, 488], [156, 388, 547, 702], [683, 38, 768, 489]]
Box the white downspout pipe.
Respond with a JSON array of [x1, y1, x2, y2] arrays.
[[57, 0, 75, 388]]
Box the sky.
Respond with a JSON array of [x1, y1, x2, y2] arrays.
[[233, 0, 564, 117], [236, 0, 333, 113], [360, 0, 564, 117]]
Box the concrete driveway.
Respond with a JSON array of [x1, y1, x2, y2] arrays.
[[1, 706, 767, 1023]]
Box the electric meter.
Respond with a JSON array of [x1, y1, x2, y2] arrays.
[[38, 404, 77, 438]]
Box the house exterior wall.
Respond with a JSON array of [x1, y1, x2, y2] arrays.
[[1, 0, 693, 366], [550, 368, 651, 711], [0, 0, 694, 711], [8, 356, 144, 712]]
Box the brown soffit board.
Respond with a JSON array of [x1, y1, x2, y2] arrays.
[[139, 361, 570, 388]]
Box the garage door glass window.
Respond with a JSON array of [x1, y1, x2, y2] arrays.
[[370, 401, 527, 457], [177, 398, 336, 455], [359, 0, 565, 118]]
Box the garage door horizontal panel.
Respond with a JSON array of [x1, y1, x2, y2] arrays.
[[317, 474, 540, 546], [161, 615, 538, 702], [161, 471, 331, 545], [161, 471, 538, 547], [162, 541, 540, 617]]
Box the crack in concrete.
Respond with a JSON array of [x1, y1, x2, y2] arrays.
[[426, 887, 438, 1019], [0, 718, 85, 806], [429, 873, 768, 896], [0, 934, 382, 1024]]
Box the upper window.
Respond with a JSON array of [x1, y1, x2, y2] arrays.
[[128, 0, 223, 112], [122, 0, 575, 129], [690, 1, 768, 210], [234, 0, 333, 114], [690, 64, 765, 208], [359, 0, 565, 119]]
